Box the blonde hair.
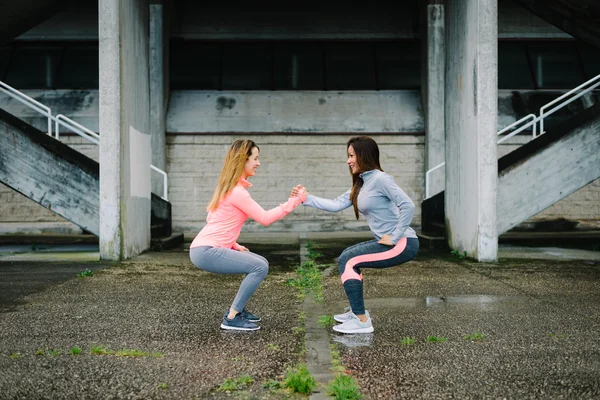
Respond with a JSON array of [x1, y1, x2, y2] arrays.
[[207, 139, 259, 212]]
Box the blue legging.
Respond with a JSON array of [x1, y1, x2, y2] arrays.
[[337, 237, 419, 316], [190, 246, 268, 313]]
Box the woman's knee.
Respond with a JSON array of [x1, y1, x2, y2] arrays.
[[252, 259, 269, 278], [337, 251, 353, 274]]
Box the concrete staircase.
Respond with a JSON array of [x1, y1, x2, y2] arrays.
[[421, 101, 600, 246], [0, 108, 182, 249]]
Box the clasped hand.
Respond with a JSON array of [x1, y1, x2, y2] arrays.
[[290, 184, 307, 198]]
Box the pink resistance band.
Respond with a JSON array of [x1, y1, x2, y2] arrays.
[[341, 237, 408, 284]]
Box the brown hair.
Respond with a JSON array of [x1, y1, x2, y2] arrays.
[[207, 139, 259, 212], [348, 136, 383, 219]]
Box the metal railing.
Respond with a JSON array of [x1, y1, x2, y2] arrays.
[[424, 73, 600, 199], [0, 81, 52, 136], [540, 74, 600, 135], [55, 114, 100, 145], [496, 113, 537, 144], [0, 80, 168, 200]]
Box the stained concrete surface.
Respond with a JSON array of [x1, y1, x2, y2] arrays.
[[0, 233, 599, 399], [311, 238, 600, 399]]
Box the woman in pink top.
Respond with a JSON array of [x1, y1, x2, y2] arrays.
[[190, 139, 306, 331]]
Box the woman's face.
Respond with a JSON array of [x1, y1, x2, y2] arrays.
[[347, 145, 359, 174], [243, 146, 260, 178]]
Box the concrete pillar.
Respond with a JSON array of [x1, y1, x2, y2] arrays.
[[421, 0, 446, 198], [445, 0, 498, 261], [150, 0, 169, 197], [99, 0, 151, 260]]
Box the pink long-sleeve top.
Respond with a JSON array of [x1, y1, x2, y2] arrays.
[[191, 178, 307, 250]]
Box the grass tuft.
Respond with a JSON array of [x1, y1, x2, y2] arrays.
[[90, 345, 114, 355], [426, 336, 448, 343], [401, 337, 416, 345], [283, 364, 316, 395], [318, 315, 335, 328], [327, 374, 362, 400], [216, 375, 254, 392], [465, 332, 486, 341], [77, 269, 94, 278]]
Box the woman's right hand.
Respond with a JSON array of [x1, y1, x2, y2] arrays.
[[290, 184, 307, 198], [290, 185, 308, 202]]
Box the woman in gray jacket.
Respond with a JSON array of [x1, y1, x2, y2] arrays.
[[295, 136, 419, 334]]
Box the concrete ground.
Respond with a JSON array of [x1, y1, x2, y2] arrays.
[[1, 232, 599, 399]]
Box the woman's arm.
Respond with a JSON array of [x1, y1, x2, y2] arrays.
[[380, 175, 415, 243], [303, 190, 352, 212], [229, 187, 307, 226]]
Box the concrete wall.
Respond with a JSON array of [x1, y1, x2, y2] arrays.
[[167, 91, 424, 133], [166, 134, 423, 238]]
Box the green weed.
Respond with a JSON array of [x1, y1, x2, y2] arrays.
[[69, 346, 82, 355], [450, 249, 467, 259], [307, 249, 323, 260], [283, 364, 316, 395], [266, 343, 280, 352], [35, 349, 45, 356], [547, 332, 569, 339], [157, 383, 168, 390], [286, 260, 324, 302], [292, 326, 305, 335], [401, 337, 416, 345], [217, 378, 238, 392], [90, 345, 113, 355], [426, 336, 448, 343], [465, 332, 485, 341], [48, 349, 61, 356], [318, 315, 335, 328], [329, 348, 346, 374], [9, 353, 21, 359], [326, 374, 362, 400], [263, 379, 282, 389], [216, 375, 254, 392], [77, 269, 94, 278]]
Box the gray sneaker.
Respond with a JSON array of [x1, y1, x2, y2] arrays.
[[224, 308, 261, 322], [220, 314, 260, 331], [332, 313, 374, 334], [240, 308, 261, 322], [334, 307, 370, 323]]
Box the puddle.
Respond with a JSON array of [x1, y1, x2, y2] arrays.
[[236, 243, 301, 272], [360, 295, 513, 312], [332, 333, 375, 348]]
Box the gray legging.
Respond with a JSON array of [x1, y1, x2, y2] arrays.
[[190, 246, 269, 313]]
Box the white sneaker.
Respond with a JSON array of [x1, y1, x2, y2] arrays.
[[332, 313, 374, 334], [334, 307, 370, 323]]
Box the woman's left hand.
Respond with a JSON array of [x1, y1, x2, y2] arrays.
[[378, 234, 394, 246], [238, 246, 249, 252]]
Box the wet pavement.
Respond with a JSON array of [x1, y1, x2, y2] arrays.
[[0, 233, 599, 399]]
